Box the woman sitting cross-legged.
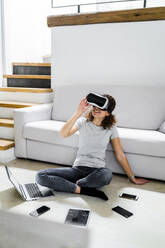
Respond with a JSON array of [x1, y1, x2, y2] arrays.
[[36, 93, 149, 201]]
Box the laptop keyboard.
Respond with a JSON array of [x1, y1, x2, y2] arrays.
[[24, 183, 42, 198]]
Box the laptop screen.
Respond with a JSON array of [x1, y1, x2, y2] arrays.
[[5, 166, 23, 197]]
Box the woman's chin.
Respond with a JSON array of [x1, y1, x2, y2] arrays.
[[92, 113, 100, 117]]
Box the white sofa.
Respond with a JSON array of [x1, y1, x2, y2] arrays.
[[14, 83, 165, 181], [14, 19, 165, 181]]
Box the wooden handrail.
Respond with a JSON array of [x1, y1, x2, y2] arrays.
[[47, 7, 165, 27]]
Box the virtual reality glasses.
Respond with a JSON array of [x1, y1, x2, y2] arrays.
[[86, 93, 109, 110]]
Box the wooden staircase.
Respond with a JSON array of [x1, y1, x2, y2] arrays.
[[0, 63, 53, 163]]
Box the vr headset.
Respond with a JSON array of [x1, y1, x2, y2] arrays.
[[86, 93, 109, 110]]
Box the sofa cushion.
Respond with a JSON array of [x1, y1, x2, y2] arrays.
[[23, 120, 79, 148], [24, 120, 165, 158], [107, 127, 165, 158]]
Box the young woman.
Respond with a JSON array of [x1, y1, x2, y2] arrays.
[[36, 94, 149, 201]]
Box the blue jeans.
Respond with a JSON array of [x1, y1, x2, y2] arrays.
[[36, 166, 112, 193]]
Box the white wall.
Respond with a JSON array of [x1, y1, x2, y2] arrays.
[[52, 21, 165, 88], [4, 0, 55, 74]]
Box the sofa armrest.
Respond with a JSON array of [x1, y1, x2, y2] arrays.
[[14, 103, 53, 158]]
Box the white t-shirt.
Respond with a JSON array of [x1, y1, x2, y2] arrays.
[[73, 117, 119, 168]]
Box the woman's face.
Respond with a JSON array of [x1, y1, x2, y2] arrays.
[[92, 106, 110, 118]]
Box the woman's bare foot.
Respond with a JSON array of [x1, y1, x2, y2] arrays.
[[75, 185, 81, 194]]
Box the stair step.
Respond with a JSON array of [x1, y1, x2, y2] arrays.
[[0, 118, 14, 128], [0, 88, 53, 104], [0, 87, 53, 93], [12, 63, 51, 75], [0, 139, 14, 151], [12, 63, 51, 67], [3, 75, 51, 79], [0, 101, 38, 108], [0, 108, 14, 118], [3, 75, 51, 88], [0, 125, 14, 140]]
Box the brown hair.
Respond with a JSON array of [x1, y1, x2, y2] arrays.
[[86, 94, 117, 129]]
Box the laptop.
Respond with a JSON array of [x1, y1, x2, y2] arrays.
[[4, 165, 54, 201]]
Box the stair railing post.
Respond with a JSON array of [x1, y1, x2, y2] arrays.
[[143, 0, 147, 8], [77, 5, 81, 13]]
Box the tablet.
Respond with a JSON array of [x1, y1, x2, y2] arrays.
[[65, 209, 90, 226]]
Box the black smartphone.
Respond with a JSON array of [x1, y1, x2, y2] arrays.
[[119, 193, 139, 201], [112, 206, 133, 218], [29, 205, 50, 217], [65, 209, 90, 226]]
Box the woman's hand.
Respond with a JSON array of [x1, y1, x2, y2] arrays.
[[77, 98, 90, 115], [131, 177, 149, 185]]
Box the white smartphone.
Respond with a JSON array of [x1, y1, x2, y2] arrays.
[[119, 193, 139, 201]]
